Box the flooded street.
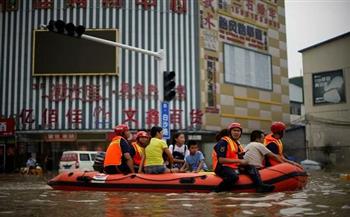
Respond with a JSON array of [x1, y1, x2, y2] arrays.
[[0, 171, 349, 217]]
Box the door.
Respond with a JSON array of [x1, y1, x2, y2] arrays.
[[0, 144, 5, 173]]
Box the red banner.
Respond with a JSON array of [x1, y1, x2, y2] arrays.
[[0, 118, 15, 137]]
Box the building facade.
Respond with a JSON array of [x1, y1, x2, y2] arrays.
[[0, 0, 288, 171], [299, 32, 350, 169], [289, 76, 304, 124]]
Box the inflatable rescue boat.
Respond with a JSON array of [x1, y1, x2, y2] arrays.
[[48, 163, 308, 193]]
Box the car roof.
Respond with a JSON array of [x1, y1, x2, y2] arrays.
[[62, 151, 98, 154]]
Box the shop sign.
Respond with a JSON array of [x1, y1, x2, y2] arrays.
[[218, 15, 267, 51], [0, 118, 15, 137], [44, 133, 77, 142]]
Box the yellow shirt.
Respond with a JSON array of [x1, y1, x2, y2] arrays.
[[145, 138, 168, 166]]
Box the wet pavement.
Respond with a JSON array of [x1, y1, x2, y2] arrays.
[[0, 171, 349, 217]]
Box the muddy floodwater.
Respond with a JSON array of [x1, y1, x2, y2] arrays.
[[0, 171, 349, 217]]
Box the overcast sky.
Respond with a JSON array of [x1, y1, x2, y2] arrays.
[[285, 0, 350, 78]]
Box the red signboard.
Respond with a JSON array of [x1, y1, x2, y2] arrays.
[[0, 118, 15, 137]]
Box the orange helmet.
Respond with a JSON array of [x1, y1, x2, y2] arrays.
[[227, 122, 242, 132], [136, 131, 150, 139], [271, 121, 286, 133], [114, 124, 129, 135]]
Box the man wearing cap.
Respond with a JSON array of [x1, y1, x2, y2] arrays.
[[104, 124, 135, 174], [212, 122, 248, 192], [131, 131, 150, 171], [264, 121, 300, 167]]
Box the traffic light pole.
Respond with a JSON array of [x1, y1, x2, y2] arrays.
[[41, 23, 166, 101]]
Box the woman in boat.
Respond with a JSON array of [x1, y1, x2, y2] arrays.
[[168, 132, 189, 169], [139, 126, 177, 174]]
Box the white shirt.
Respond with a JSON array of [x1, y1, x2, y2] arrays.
[[243, 142, 272, 168], [168, 144, 190, 157]]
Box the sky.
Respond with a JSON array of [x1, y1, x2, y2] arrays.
[[285, 0, 350, 78]]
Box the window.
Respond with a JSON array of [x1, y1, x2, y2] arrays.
[[79, 154, 90, 161], [60, 153, 78, 162], [90, 154, 96, 161], [224, 44, 272, 90], [290, 102, 301, 115]]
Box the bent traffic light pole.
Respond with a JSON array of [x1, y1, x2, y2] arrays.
[[40, 21, 167, 102]]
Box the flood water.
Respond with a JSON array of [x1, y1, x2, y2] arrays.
[[0, 171, 349, 217]]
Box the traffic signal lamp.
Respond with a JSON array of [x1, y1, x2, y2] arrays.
[[47, 20, 85, 38], [163, 71, 176, 102]]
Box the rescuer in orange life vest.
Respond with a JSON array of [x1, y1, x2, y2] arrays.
[[104, 124, 135, 174], [264, 121, 300, 167], [131, 131, 150, 171], [212, 122, 249, 192]]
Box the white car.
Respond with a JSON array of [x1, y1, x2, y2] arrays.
[[59, 151, 97, 173]]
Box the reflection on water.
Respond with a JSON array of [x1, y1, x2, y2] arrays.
[[0, 171, 349, 217]]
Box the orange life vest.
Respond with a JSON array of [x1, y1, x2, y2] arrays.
[[131, 142, 143, 165], [264, 133, 284, 166], [212, 136, 239, 170], [104, 136, 123, 167]]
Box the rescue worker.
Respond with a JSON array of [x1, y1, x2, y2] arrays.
[[212, 123, 248, 192], [131, 131, 150, 171], [103, 124, 135, 174], [264, 121, 300, 167]]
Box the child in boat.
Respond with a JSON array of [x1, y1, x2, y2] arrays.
[[140, 126, 178, 174], [180, 140, 208, 173], [168, 132, 189, 169]]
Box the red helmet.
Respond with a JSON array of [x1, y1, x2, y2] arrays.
[[227, 122, 242, 132], [271, 121, 286, 133], [114, 124, 129, 135], [136, 131, 150, 139]]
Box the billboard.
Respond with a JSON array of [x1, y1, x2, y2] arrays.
[[33, 29, 119, 76], [312, 70, 346, 105]]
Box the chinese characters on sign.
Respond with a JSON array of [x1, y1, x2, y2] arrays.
[[17, 107, 203, 130], [44, 133, 77, 142], [218, 0, 279, 29], [218, 15, 267, 51], [0, 118, 15, 137]]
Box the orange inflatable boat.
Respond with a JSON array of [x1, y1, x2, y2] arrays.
[[48, 163, 308, 193]]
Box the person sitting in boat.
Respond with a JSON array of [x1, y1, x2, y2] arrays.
[[104, 124, 135, 174], [212, 123, 249, 192], [180, 140, 208, 173], [264, 122, 300, 167], [243, 130, 286, 192], [139, 126, 177, 174], [168, 132, 189, 169], [93, 151, 106, 173], [131, 131, 150, 172]]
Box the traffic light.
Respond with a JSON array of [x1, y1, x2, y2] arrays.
[[163, 71, 176, 102], [46, 20, 85, 38]]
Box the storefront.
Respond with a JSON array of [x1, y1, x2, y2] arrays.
[[1, 0, 288, 171]]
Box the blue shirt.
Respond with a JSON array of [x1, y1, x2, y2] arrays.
[[185, 151, 208, 171]]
